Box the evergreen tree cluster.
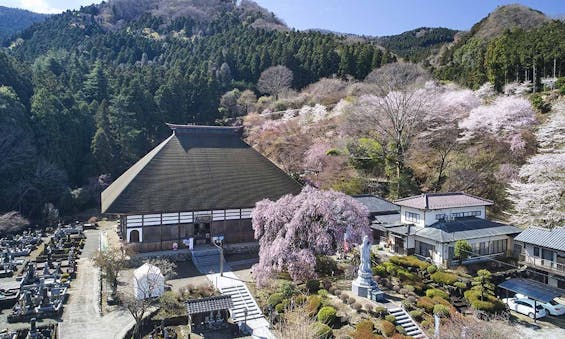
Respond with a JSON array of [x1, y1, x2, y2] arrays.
[[0, 4, 394, 221], [435, 20, 565, 90]]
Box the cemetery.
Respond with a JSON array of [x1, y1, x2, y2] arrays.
[[0, 222, 87, 337]]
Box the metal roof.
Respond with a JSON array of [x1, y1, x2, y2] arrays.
[[373, 214, 402, 225], [186, 295, 234, 315], [515, 227, 565, 252], [414, 217, 521, 243], [498, 278, 565, 303], [394, 192, 493, 210], [101, 124, 302, 214], [353, 195, 400, 215]]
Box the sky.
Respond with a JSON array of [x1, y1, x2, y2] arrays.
[[1, 0, 565, 36]]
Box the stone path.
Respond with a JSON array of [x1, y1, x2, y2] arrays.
[[58, 229, 134, 339], [192, 247, 274, 339]]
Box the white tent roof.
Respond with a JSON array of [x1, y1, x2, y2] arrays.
[[134, 263, 163, 279]]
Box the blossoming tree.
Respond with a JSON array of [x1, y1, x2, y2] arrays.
[[251, 186, 370, 286]]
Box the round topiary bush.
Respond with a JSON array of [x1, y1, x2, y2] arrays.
[[333, 289, 342, 296], [425, 288, 449, 300], [318, 289, 329, 298], [267, 293, 284, 308], [409, 309, 423, 321], [380, 320, 396, 337], [340, 294, 349, 303], [433, 304, 451, 317], [421, 320, 430, 328], [348, 297, 356, 305], [427, 264, 438, 274], [306, 279, 321, 294], [294, 294, 307, 305], [311, 322, 332, 339], [373, 306, 387, 318], [396, 325, 407, 335], [417, 296, 435, 313], [384, 314, 396, 324], [275, 303, 285, 313], [317, 306, 337, 325], [352, 302, 363, 312]]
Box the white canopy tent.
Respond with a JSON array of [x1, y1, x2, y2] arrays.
[[133, 263, 164, 300]]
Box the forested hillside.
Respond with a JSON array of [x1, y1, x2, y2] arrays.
[[376, 27, 458, 63], [435, 5, 565, 90], [0, 0, 394, 221], [0, 6, 49, 43]]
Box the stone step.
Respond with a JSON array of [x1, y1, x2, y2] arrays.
[[397, 319, 411, 325]]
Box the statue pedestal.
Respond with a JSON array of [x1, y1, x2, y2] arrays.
[[352, 269, 384, 301]]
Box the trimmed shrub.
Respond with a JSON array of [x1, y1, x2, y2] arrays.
[[351, 320, 375, 339], [352, 302, 363, 312], [333, 289, 342, 296], [311, 322, 333, 339], [464, 290, 506, 313], [275, 303, 285, 313], [426, 265, 437, 274], [267, 293, 284, 308], [421, 320, 430, 328], [306, 279, 321, 294], [389, 255, 430, 270], [380, 320, 396, 337], [397, 269, 417, 282], [453, 281, 467, 290], [373, 264, 387, 276], [294, 294, 307, 305], [373, 306, 387, 318], [409, 309, 423, 321], [279, 281, 296, 298], [417, 297, 435, 313], [340, 294, 349, 303], [317, 306, 337, 325], [405, 285, 415, 293], [431, 271, 458, 285], [306, 295, 322, 316], [432, 296, 451, 306], [384, 315, 396, 324], [318, 289, 329, 298], [348, 297, 356, 305], [383, 262, 400, 275], [433, 304, 451, 317], [425, 288, 449, 300]]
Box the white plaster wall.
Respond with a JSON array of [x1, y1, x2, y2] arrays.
[[400, 207, 425, 227]]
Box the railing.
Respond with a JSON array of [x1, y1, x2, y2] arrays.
[[521, 256, 565, 274]]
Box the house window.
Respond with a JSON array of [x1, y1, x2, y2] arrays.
[[435, 214, 446, 220], [405, 212, 420, 222], [542, 249, 554, 261], [533, 246, 540, 257], [451, 212, 464, 218], [451, 211, 481, 218], [415, 240, 434, 258]]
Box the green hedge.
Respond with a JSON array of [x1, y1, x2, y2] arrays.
[[431, 271, 458, 285], [464, 290, 506, 313], [389, 256, 430, 270], [425, 288, 449, 299], [317, 306, 337, 325], [433, 304, 451, 317]]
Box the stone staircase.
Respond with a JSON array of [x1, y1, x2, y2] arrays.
[[388, 307, 427, 339], [219, 284, 263, 322], [191, 246, 222, 273]]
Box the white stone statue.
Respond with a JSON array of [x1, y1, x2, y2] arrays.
[[359, 235, 372, 273]]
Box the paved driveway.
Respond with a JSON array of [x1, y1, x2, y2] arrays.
[[58, 229, 134, 339]]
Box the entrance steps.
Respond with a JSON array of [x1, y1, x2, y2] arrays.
[[218, 284, 264, 322], [388, 307, 427, 339]]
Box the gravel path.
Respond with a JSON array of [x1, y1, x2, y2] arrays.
[[58, 229, 134, 339]]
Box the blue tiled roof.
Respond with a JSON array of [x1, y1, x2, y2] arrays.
[[515, 227, 565, 252]]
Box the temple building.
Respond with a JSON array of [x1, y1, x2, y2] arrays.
[[101, 124, 302, 252]]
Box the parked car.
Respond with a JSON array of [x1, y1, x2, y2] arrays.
[[503, 297, 547, 319], [515, 294, 565, 316]]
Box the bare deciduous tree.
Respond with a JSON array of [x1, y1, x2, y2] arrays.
[[92, 246, 131, 296], [257, 65, 293, 99]]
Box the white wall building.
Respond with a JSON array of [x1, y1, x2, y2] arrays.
[[372, 192, 521, 267]]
